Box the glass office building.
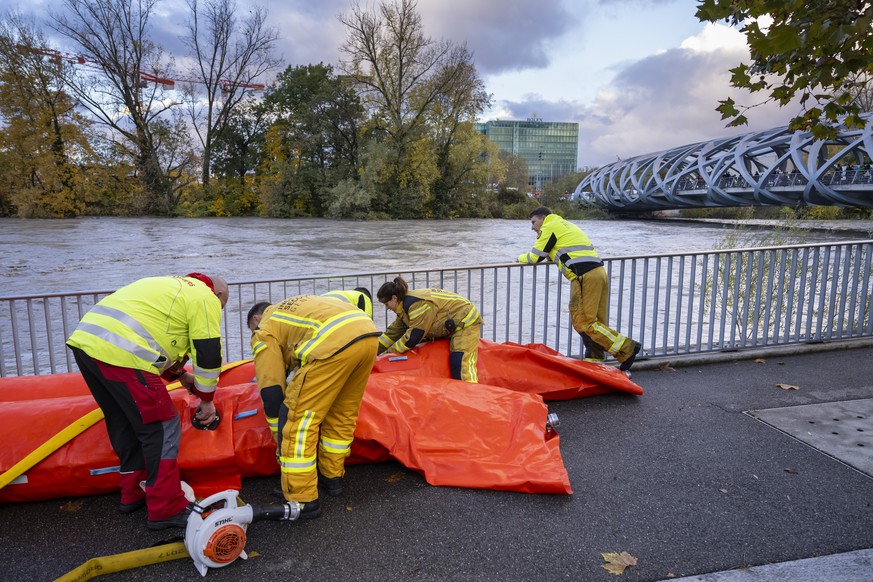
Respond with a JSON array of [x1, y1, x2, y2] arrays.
[[475, 118, 579, 191]]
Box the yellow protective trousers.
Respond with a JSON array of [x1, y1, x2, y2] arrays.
[[569, 266, 636, 363], [278, 336, 378, 503], [449, 322, 481, 383]]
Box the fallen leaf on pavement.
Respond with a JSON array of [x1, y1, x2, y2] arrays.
[[60, 500, 85, 512], [601, 551, 638, 575], [658, 362, 676, 372], [387, 471, 406, 483], [754, 358, 766, 364], [777, 383, 800, 390]]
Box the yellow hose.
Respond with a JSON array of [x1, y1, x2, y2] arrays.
[[0, 360, 252, 491], [53, 542, 189, 582], [54, 495, 251, 580]]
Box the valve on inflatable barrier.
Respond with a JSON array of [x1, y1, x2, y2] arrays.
[[192, 405, 220, 431], [546, 412, 560, 435]]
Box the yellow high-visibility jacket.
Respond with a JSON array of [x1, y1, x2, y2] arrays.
[[517, 213, 602, 281], [250, 295, 380, 391], [321, 290, 373, 319], [379, 289, 481, 354], [66, 275, 224, 400]]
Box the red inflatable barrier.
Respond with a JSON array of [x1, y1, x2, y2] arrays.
[[0, 382, 277, 503], [373, 339, 643, 399], [0, 341, 642, 501], [355, 373, 571, 494]]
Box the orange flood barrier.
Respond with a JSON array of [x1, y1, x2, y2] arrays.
[[0, 340, 642, 501]]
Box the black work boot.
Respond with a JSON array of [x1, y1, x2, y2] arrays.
[[620, 341, 642, 372], [318, 473, 343, 497], [299, 499, 321, 519], [146, 502, 193, 531], [118, 498, 146, 514]]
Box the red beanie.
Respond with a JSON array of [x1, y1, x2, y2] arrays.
[[186, 272, 216, 295]]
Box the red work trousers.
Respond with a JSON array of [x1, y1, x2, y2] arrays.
[[70, 347, 188, 521]]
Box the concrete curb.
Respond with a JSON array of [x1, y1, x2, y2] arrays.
[[630, 338, 873, 371]]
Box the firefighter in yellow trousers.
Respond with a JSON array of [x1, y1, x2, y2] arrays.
[[247, 295, 380, 518], [518, 207, 641, 372], [376, 276, 482, 383]]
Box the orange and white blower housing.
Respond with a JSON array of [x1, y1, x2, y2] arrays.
[[184, 489, 301, 576]]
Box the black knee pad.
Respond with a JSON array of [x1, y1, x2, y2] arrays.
[[449, 351, 464, 380]]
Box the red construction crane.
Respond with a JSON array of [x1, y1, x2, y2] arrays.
[[18, 45, 264, 93]]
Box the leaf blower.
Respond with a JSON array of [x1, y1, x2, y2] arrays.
[[184, 489, 301, 576]]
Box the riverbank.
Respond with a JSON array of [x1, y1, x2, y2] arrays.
[[649, 216, 873, 238]]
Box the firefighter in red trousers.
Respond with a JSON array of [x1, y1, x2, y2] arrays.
[[376, 276, 482, 383], [518, 207, 641, 372], [66, 273, 228, 530], [246, 295, 379, 518]]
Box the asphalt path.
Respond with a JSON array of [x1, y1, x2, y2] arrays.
[[2, 345, 872, 581]]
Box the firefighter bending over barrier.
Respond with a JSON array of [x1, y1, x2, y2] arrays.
[[66, 273, 228, 531], [246, 295, 380, 519], [376, 276, 482, 383]]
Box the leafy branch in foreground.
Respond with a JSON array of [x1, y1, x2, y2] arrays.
[[696, 0, 873, 139]]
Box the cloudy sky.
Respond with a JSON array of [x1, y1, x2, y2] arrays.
[[5, 0, 802, 168]]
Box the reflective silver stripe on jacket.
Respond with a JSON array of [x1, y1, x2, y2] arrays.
[[557, 244, 596, 254], [192, 367, 220, 381], [86, 304, 171, 368], [296, 311, 371, 364], [460, 305, 479, 327]]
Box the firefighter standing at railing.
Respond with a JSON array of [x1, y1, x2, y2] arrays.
[[517, 206, 641, 372], [246, 295, 379, 518]]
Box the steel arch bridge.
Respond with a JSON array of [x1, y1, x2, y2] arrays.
[[574, 113, 873, 210]]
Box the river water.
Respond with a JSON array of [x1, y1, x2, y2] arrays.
[[0, 216, 866, 297]]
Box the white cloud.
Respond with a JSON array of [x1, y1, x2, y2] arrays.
[[679, 21, 747, 53], [575, 38, 801, 167]]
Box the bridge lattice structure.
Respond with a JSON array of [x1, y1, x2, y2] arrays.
[[575, 114, 873, 210]]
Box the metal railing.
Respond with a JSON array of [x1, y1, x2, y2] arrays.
[[2, 240, 872, 377]]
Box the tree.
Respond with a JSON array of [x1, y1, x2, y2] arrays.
[[0, 13, 95, 217], [425, 58, 493, 217], [182, 0, 279, 188], [845, 72, 873, 113], [696, 0, 873, 138], [52, 0, 181, 214], [260, 63, 365, 216], [497, 151, 529, 196], [539, 171, 588, 213], [338, 0, 478, 216], [211, 96, 269, 181], [151, 109, 200, 212]]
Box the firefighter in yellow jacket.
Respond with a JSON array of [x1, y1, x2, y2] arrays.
[[376, 276, 482, 383], [246, 295, 379, 518], [66, 273, 228, 530], [321, 287, 373, 319], [518, 207, 641, 371]]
